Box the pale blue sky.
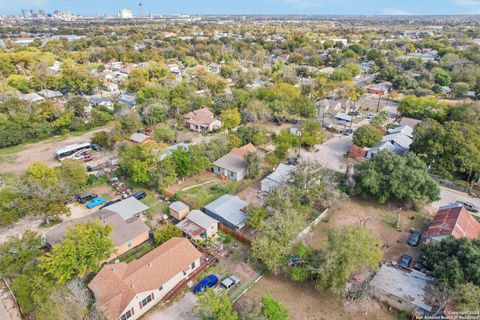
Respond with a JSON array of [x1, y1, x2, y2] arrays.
[[3, 0, 480, 16]]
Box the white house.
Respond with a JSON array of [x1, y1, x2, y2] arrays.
[[261, 164, 296, 193], [88, 238, 203, 320]]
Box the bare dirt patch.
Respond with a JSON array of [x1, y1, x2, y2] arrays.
[[236, 181, 264, 207], [0, 127, 108, 174], [309, 198, 433, 262], [235, 274, 395, 320]]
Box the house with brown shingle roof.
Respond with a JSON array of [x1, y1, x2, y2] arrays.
[[183, 107, 222, 132], [425, 206, 480, 242], [88, 237, 203, 320]]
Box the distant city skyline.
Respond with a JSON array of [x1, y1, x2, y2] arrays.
[[3, 0, 480, 16]]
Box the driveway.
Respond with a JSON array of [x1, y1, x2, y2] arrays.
[[431, 186, 480, 211], [300, 134, 353, 173], [143, 293, 196, 320]]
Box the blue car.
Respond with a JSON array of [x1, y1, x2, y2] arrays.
[[86, 197, 106, 209], [193, 274, 218, 294]]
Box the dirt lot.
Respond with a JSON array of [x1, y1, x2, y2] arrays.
[[236, 181, 264, 207], [235, 274, 395, 320], [0, 127, 109, 174], [309, 198, 433, 262]]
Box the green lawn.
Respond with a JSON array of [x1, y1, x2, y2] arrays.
[[175, 181, 246, 208], [116, 242, 154, 263], [0, 145, 26, 156]]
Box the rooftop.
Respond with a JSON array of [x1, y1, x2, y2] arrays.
[[104, 197, 149, 221], [169, 201, 190, 213], [45, 209, 149, 247], [88, 238, 203, 320], [204, 194, 247, 228], [425, 206, 480, 240], [370, 263, 436, 312]]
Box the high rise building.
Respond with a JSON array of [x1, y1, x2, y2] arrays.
[[118, 9, 133, 19]]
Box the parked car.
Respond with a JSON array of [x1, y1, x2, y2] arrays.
[[193, 274, 218, 294], [86, 197, 106, 209], [131, 191, 147, 200], [81, 155, 93, 162], [220, 275, 240, 290], [399, 254, 412, 269], [75, 193, 98, 204], [341, 128, 353, 136], [91, 143, 102, 151], [455, 201, 479, 213], [99, 199, 121, 209], [407, 230, 422, 247]]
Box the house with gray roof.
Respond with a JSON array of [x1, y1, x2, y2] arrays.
[[261, 164, 296, 193], [366, 126, 413, 160], [213, 144, 258, 182], [103, 197, 149, 221], [38, 89, 63, 99], [19, 92, 44, 103], [176, 210, 219, 240], [369, 263, 438, 314], [45, 209, 150, 260], [203, 194, 247, 230]]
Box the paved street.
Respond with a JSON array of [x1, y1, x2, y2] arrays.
[[300, 134, 352, 173], [432, 186, 480, 211]]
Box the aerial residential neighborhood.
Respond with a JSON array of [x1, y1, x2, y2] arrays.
[[1, 2, 480, 320]]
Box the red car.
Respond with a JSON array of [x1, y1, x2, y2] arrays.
[[81, 155, 93, 162]]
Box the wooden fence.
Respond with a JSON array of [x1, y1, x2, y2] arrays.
[[219, 224, 252, 246]]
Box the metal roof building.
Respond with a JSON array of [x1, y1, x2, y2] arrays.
[[104, 197, 149, 221], [203, 194, 247, 230], [370, 263, 436, 313]]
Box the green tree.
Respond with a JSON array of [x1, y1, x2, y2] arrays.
[[399, 96, 448, 121], [432, 68, 451, 86], [153, 225, 182, 246], [66, 96, 89, 118], [370, 111, 389, 127], [153, 123, 176, 144], [353, 125, 383, 147], [0, 231, 44, 279], [26, 162, 58, 186], [245, 152, 261, 179], [455, 283, 480, 312], [156, 157, 178, 190], [252, 187, 306, 273], [319, 226, 383, 289], [330, 68, 353, 81], [221, 108, 241, 131], [91, 131, 114, 148], [300, 119, 326, 149], [56, 160, 88, 193], [354, 151, 440, 204], [246, 207, 269, 229], [119, 142, 161, 186], [411, 120, 480, 179], [262, 294, 289, 320], [421, 237, 480, 288], [195, 288, 238, 320], [40, 221, 114, 284]]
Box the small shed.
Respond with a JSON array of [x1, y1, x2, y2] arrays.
[[169, 201, 190, 221]]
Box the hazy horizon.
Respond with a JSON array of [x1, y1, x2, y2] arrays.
[[3, 0, 480, 17]]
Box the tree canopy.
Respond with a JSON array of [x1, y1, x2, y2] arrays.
[[354, 151, 440, 204]]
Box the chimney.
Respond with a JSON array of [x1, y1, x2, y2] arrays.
[[130, 284, 134, 288], [148, 263, 153, 267], [111, 267, 115, 272]]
